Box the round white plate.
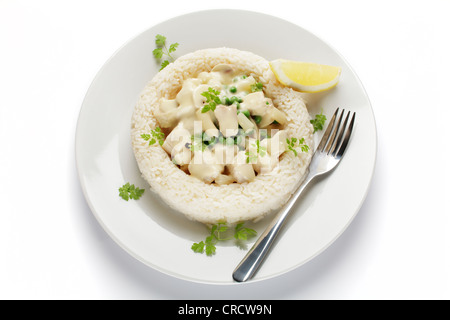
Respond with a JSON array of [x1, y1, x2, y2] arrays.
[[76, 9, 376, 284]]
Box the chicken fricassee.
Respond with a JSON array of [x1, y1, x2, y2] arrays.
[[154, 64, 290, 184]]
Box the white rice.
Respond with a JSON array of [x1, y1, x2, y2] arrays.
[[131, 48, 313, 225]]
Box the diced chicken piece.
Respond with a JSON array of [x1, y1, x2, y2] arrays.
[[155, 98, 179, 128], [240, 92, 268, 116], [176, 79, 201, 107], [213, 144, 238, 165], [237, 112, 255, 132], [235, 76, 256, 92], [252, 153, 279, 174], [197, 71, 221, 86], [171, 142, 192, 166], [258, 105, 288, 128], [197, 72, 210, 83], [176, 105, 195, 120], [215, 174, 235, 185], [196, 108, 219, 137], [154, 109, 178, 129], [266, 130, 288, 157], [228, 151, 256, 183], [162, 123, 191, 155], [188, 150, 224, 184], [192, 84, 211, 109], [245, 137, 260, 163], [214, 104, 239, 137], [197, 71, 223, 89], [176, 105, 196, 132], [159, 98, 178, 113]]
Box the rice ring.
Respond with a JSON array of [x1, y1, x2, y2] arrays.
[[131, 48, 313, 225]]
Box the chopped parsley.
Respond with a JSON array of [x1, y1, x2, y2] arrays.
[[286, 137, 309, 156], [141, 127, 165, 146], [245, 139, 266, 163], [201, 87, 221, 113], [152, 34, 179, 71], [191, 222, 257, 256], [118, 183, 145, 201], [310, 111, 327, 133]]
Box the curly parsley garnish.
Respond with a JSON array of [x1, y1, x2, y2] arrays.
[[141, 127, 165, 146], [191, 223, 257, 256], [201, 87, 222, 113], [152, 34, 179, 71], [118, 183, 145, 201], [245, 139, 266, 163], [310, 111, 327, 133], [286, 137, 309, 156]]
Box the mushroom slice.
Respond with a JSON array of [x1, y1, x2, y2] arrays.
[[211, 64, 234, 74], [214, 104, 239, 137]]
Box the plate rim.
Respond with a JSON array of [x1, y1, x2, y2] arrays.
[[75, 9, 377, 285]]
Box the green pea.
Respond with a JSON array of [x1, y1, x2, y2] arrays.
[[230, 86, 237, 93], [253, 115, 262, 124], [242, 110, 250, 118]]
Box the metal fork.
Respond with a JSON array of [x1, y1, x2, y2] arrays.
[[232, 108, 356, 282]]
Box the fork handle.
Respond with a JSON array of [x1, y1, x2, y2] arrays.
[[232, 173, 314, 282]]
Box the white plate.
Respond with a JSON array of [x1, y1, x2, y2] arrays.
[[75, 9, 377, 284]]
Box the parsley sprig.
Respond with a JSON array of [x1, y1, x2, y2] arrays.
[[201, 87, 222, 113], [152, 34, 179, 71], [245, 140, 266, 163], [286, 137, 309, 156], [141, 127, 165, 146], [192, 223, 257, 256], [310, 111, 327, 133], [119, 183, 145, 201]]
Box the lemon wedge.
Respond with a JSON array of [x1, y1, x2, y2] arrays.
[[269, 59, 342, 93]]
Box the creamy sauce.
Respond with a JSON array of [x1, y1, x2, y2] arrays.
[[154, 64, 289, 184]]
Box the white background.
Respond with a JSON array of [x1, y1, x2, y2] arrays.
[[1, 0, 449, 300]]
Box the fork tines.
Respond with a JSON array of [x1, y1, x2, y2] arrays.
[[318, 108, 356, 158]]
